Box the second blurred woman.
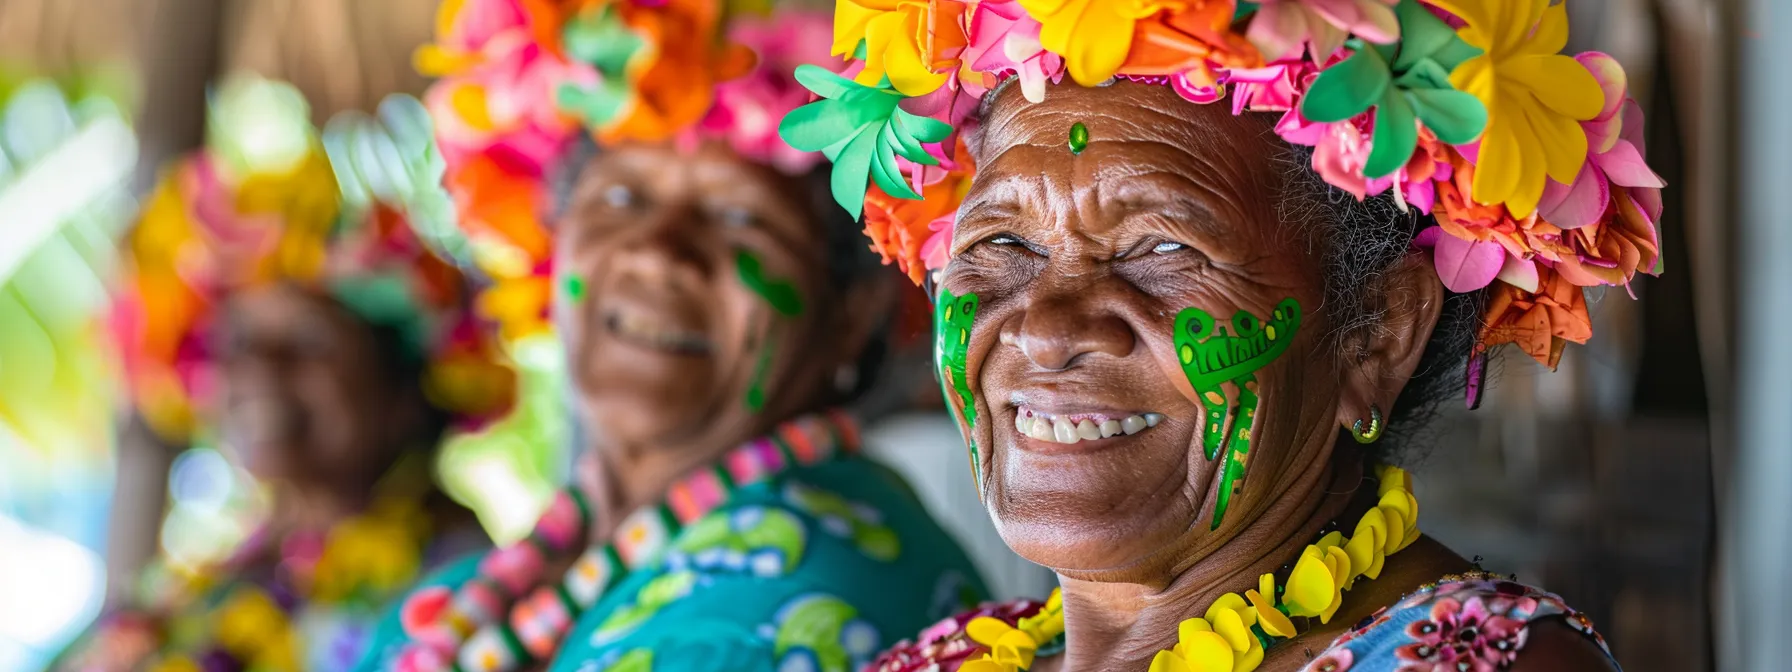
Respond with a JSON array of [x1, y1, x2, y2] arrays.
[[356, 3, 987, 671]]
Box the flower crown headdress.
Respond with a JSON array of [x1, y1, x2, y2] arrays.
[[417, 0, 839, 341], [112, 76, 516, 443], [780, 0, 1667, 397]]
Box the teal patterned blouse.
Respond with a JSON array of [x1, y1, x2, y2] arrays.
[[355, 453, 987, 672]]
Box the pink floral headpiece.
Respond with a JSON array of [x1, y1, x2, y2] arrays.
[[418, 0, 838, 341], [780, 0, 1667, 389]]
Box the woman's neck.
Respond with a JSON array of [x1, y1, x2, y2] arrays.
[[1052, 439, 1361, 670], [576, 414, 776, 540]]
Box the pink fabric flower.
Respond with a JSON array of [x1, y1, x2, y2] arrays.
[[1536, 53, 1667, 230], [425, 40, 589, 177], [1308, 647, 1355, 672], [1394, 596, 1530, 672], [694, 12, 835, 174], [1226, 59, 1314, 114], [921, 214, 955, 272], [1415, 226, 1506, 293], [1309, 116, 1374, 199], [1248, 0, 1400, 63], [964, 0, 1064, 104]]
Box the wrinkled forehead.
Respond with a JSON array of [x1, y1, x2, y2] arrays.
[[967, 81, 1292, 235], [974, 80, 1281, 172]]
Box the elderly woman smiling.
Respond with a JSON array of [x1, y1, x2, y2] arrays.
[[783, 0, 1662, 670]]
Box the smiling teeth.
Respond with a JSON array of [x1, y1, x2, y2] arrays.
[[1015, 409, 1166, 445]]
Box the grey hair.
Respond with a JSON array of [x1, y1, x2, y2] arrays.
[[1271, 142, 1486, 461]]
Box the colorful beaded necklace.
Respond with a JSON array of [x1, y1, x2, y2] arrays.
[[393, 411, 860, 672], [956, 464, 1422, 672]]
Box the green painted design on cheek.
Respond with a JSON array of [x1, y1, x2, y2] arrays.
[[1172, 298, 1303, 530], [735, 250, 806, 317], [1068, 122, 1089, 155], [934, 289, 981, 490], [735, 250, 805, 413]]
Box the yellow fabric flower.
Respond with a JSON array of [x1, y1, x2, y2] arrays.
[[1149, 618, 1237, 672], [1016, 0, 1184, 86], [1430, 0, 1604, 217], [1245, 584, 1296, 638], [966, 616, 1042, 670], [835, 0, 969, 97], [1018, 588, 1066, 643], [212, 587, 290, 658]]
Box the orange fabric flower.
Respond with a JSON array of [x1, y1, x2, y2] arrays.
[[596, 0, 758, 143], [1553, 192, 1660, 288], [1434, 151, 1569, 264], [863, 161, 975, 284], [1478, 267, 1591, 369], [1119, 0, 1260, 91]]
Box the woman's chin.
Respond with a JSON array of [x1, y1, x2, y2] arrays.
[[989, 458, 1206, 576]]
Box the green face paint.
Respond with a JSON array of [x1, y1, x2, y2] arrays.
[[934, 289, 981, 490], [735, 250, 805, 317], [735, 250, 805, 412], [1068, 122, 1089, 155], [563, 275, 587, 301], [1173, 298, 1302, 530]]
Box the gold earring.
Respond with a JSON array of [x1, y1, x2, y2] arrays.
[[1351, 404, 1384, 444]]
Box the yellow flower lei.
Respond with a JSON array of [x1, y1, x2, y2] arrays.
[[962, 465, 1420, 672]]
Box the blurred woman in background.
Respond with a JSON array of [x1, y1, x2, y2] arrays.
[[58, 76, 515, 672], [353, 2, 987, 671]]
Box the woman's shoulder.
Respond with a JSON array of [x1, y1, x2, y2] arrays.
[[1304, 574, 1618, 672]]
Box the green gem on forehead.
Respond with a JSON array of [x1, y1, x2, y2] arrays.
[[563, 275, 587, 301], [1068, 122, 1089, 155]]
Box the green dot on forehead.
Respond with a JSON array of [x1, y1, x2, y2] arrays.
[[562, 275, 586, 301], [1068, 122, 1089, 155]]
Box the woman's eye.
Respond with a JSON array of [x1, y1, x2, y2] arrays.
[[1152, 241, 1187, 254], [718, 207, 760, 229], [602, 184, 638, 210], [989, 235, 1019, 246]]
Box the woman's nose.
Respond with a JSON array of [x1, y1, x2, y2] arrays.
[[611, 202, 713, 280], [1001, 288, 1137, 371]]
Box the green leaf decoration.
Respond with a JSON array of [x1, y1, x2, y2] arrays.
[[1298, 0, 1489, 179], [563, 4, 645, 75], [1365, 90, 1417, 178], [1302, 46, 1391, 123], [1406, 88, 1487, 145], [1389, 1, 1465, 72], [778, 64, 948, 218], [557, 4, 647, 127]]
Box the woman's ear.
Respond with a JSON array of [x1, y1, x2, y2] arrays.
[[1335, 251, 1446, 432]]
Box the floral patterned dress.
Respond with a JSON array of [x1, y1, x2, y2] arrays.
[[1300, 576, 1615, 672], [354, 454, 988, 672], [867, 577, 1617, 671]]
